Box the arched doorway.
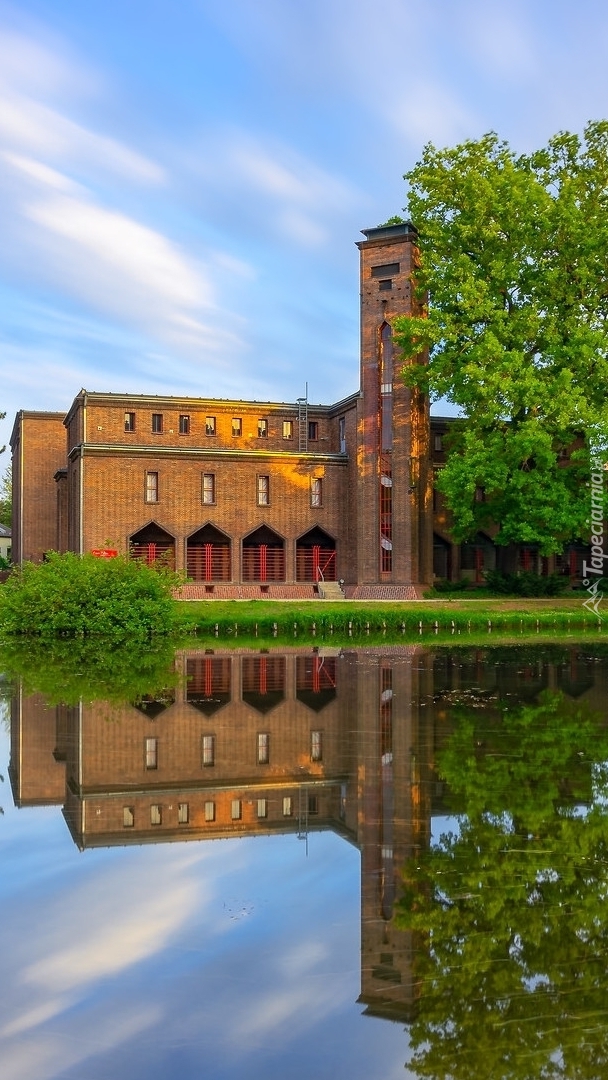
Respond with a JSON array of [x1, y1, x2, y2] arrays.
[[187, 524, 231, 581], [296, 526, 336, 582], [130, 522, 175, 569], [242, 525, 285, 582]]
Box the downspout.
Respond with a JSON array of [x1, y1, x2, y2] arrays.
[[79, 393, 87, 555], [18, 412, 24, 565]]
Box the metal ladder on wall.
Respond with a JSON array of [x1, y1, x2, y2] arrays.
[[297, 385, 308, 452]]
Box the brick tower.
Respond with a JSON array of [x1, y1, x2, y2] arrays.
[[356, 223, 432, 590]]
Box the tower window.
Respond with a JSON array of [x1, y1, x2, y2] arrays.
[[145, 471, 159, 503], [124, 412, 136, 432], [202, 473, 216, 505], [378, 279, 392, 291], [283, 420, 293, 439], [232, 417, 242, 437], [257, 475, 270, 506], [308, 421, 318, 441], [151, 413, 163, 434], [371, 262, 400, 277], [205, 416, 216, 437], [311, 478, 323, 507], [179, 414, 190, 435], [258, 418, 268, 438]]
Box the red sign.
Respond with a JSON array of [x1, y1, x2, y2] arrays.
[[91, 549, 118, 558]]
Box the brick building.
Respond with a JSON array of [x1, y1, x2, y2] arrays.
[[8, 221, 592, 590]]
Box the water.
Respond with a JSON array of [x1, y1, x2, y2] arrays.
[[1, 644, 607, 1079]]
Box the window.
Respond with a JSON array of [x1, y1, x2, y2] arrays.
[[282, 420, 293, 439], [258, 418, 268, 438], [202, 734, 215, 766], [123, 806, 134, 827], [231, 799, 242, 820], [339, 416, 346, 453], [150, 804, 162, 826], [179, 414, 190, 435], [475, 486, 486, 503], [145, 737, 158, 770], [152, 413, 163, 434], [257, 732, 269, 764], [178, 803, 189, 824], [311, 478, 323, 508], [371, 262, 400, 278], [311, 730, 322, 762], [232, 417, 242, 437], [433, 433, 443, 452], [308, 421, 318, 441], [378, 279, 392, 291], [282, 796, 293, 817], [124, 412, 135, 432], [308, 795, 319, 815], [202, 473, 216, 505], [205, 416, 216, 436], [257, 799, 268, 819], [145, 471, 159, 503], [257, 475, 269, 506], [204, 800, 215, 822]]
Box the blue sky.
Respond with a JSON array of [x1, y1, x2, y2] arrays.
[[2, 0, 608, 453]]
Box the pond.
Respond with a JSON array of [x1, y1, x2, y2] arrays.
[[1, 643, 608, 1080]]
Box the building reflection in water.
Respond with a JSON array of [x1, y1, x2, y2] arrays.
[[8, 645, 608, 1029]]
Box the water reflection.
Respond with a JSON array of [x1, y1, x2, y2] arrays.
[[5, 644, 608, 1078]]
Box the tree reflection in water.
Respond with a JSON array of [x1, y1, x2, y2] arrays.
[[398, 689, 608, 1080]]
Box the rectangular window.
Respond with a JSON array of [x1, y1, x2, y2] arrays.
[[123, 806, 134, 827], [145, 471, 159, 503], [257, 799, 268, 819], [179, 414, 190, 435], [202, 473, 216, 505], [378, 279, 392, 291], [124, 412, 135, 432], [150, 804, 162, 826], [205, 416, 216, 436], [232, 417, 242, 437], [339, 416, 346, 453], [311, 730, 322, 762], [258, 418, 268, 438], [145, 737, 158, 770], [371, 262, 400, 277], [308, 795, 319, 815], [202, 734, 215, 767], [152, 413, 163, 434], [308, 420, 318, 441], [311, 478, 323, 508], [257, 732, 270, 764], [282, 420, 293, 439], [282, 796, 293, 817], [231, 799, 242, 820], [257, 475, 269, 506], [204, 800, 215, 822], [178, 802, 189, 824], [434, 433, 443, 452]]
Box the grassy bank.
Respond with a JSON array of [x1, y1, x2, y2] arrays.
[[176, 597, 602, 644]]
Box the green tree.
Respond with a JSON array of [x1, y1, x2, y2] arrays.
[[393, 122, 608, 553], [397, 688, 608, 1079], [0, 464, 11, 528]]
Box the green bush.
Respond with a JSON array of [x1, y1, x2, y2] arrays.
[[0, 551, 181, 641], [483, 569, 569, 597], [428, 577, 470, 595], [0, 554, 11, 571]]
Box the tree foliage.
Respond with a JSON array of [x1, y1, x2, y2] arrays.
[[394, 122, 608, 553], [398, 686, 608, 1079], [0, 464, 11, 529], [0, 551, 182, 642]]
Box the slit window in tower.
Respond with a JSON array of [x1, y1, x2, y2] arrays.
[[380, 322, 393, 573]]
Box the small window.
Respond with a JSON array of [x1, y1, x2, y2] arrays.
[[339, 416, 346, 453], [257, 732, 269, 765], [232, 417, 242, 437], [145, 737, 158, 770], [308, 795, 319, 815], [123, 806, 134, 827], [205, 416, 216, 437], [311, 478, 323, 508], [434, 433, 443, 452], [257, 475, 270, 506], [202, 734, 215, 767], [282, 420, 293, 439], [152, 413, 163, 434], [378, 279, 392, 291], [308, 421, 318, 441], [371, 262, 400, 278], [257, 799, 268, 819], [150, 804, 162, 826], [282, 796, 293, 817], [202, 473, 216, 505], [179, 414, 190, 435], [124, 412, 135, 433], [311, 730, 322, 762], [178, 802, 189, 824], [475, 486, 485, 503], [231, 799, 242, 821], [204, 800, 215, 822], [258, 418, 268, 438], [145, 471, 159, 503]]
